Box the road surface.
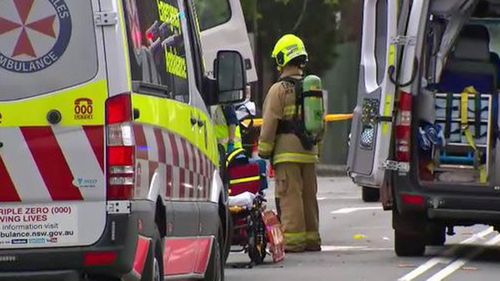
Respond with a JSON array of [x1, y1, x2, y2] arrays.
[[226, 177, 500, 281]]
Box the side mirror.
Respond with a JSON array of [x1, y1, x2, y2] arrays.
[[215, 50, 246, 104]]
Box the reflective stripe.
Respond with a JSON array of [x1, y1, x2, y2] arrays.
[[0, 80, 107, 127], [1, 128, 52, 201], [273, 152, 318, 164], [305, 231, 321, 245], [258, 141, 274, 154], [226, 148, 246, 167], [283, 105, 296, 117], [230, 176, 261, 185], [132, 94, 218, 165], [284, 232, 306, 246]]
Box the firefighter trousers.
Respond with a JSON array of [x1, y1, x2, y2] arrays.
[[275, 162, 321, 251]]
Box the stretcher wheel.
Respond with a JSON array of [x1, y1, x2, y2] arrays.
[[247, 213, 267, 264]]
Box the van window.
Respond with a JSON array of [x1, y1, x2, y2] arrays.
[[123, 0, 190, 103], [375, 0, 388, 84], [0, 0, 98, 101], [481, 21, 500, 54], [193, 0, 231, 31]]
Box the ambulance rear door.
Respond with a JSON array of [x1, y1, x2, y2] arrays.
[[347, 0, 411, 188], [195, 0, 257, 83], [0, 0, 107, 249]]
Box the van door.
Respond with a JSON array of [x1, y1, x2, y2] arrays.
[[347, 0, 408, 187], [0, 0, 107, 249], [195, 0, 257, 83]]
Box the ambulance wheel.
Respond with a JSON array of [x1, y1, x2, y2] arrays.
[[142, 228, 164, 281], [205, 221, 224, 281], [362, 186, 380, 202], [395, 230, 425, 257], [248, 215, 267, 264], [223, 213, 233, 263]]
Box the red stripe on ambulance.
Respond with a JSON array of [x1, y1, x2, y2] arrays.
[[133, 236, 151, 277], [133, 124, 148, 160], [0, 156, 20, 202], [154, 128, 166, 163], [166, 164, 173, 198], [168, 133, 179, 166], [83, 125, 104, 172], [164, 237, 213, 276], [21, 127, 83, 201]]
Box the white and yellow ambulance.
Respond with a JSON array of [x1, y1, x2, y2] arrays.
[[0, 0, 250, 280]]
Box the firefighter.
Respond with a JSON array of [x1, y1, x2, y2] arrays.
[[258, 34, 322, 252], [213, 104, 242, 153]]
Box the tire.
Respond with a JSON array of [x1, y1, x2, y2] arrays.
[[362, 186, 380, 202], [141, 228, 164, 281], [394, 230, 426, 257], [427, 224, 446, 246], [222, 211, 233, 263], [205, 221, 225, 281]]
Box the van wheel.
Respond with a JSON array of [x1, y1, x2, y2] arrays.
[[427, 224, 446, 246], [362, 186, 380, 202], [204, 221, 224, 281], [142, 228, 164, 281], [395, 230, 425, 257]]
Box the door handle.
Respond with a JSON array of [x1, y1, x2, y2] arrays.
[[197, 119, 205, 127], [190, 117, 197, 126]]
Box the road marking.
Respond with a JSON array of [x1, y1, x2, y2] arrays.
[[321, 245, 392, 252], [426, 233, 500, 281], [398, 227, 494, 281], [330, 206, 383, 214]]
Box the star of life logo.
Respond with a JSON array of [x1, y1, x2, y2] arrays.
[[0, 0, 72, 73]]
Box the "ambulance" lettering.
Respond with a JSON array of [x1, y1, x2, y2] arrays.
[[0, 52, 59, 73]]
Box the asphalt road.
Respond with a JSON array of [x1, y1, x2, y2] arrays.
[[225, 177, 500, 281]]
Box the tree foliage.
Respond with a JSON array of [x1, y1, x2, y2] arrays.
[[241, 0, 343, 77]]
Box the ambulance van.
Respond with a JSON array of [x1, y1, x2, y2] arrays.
[[0, 0, 249, 280], [349, 0, 500, 256]]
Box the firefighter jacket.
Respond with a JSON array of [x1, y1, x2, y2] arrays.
[[258, 68, 319, 165]]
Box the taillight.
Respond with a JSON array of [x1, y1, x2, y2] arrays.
[[84, 251, 118, 266], [106, 94, 135, 200], [106, 94, 132, 125], [400, 193, 425, 207], [395, 91, 413, 162]]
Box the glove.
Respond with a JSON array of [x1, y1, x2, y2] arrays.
[[227, 142, 235, 153]]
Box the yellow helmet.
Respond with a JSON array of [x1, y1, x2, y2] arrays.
[[271, 34, 308, 68], [271, 34, 307, 67]]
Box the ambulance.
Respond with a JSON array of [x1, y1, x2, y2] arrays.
[[349, 0, 500, 256], [0, 0, 250, 280]]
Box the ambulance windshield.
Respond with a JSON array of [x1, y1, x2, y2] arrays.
[[0, 0, 98, 101]]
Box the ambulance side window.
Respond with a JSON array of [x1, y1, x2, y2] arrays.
[[185, 0, 205, 90], [123, 0, 190, 103]]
